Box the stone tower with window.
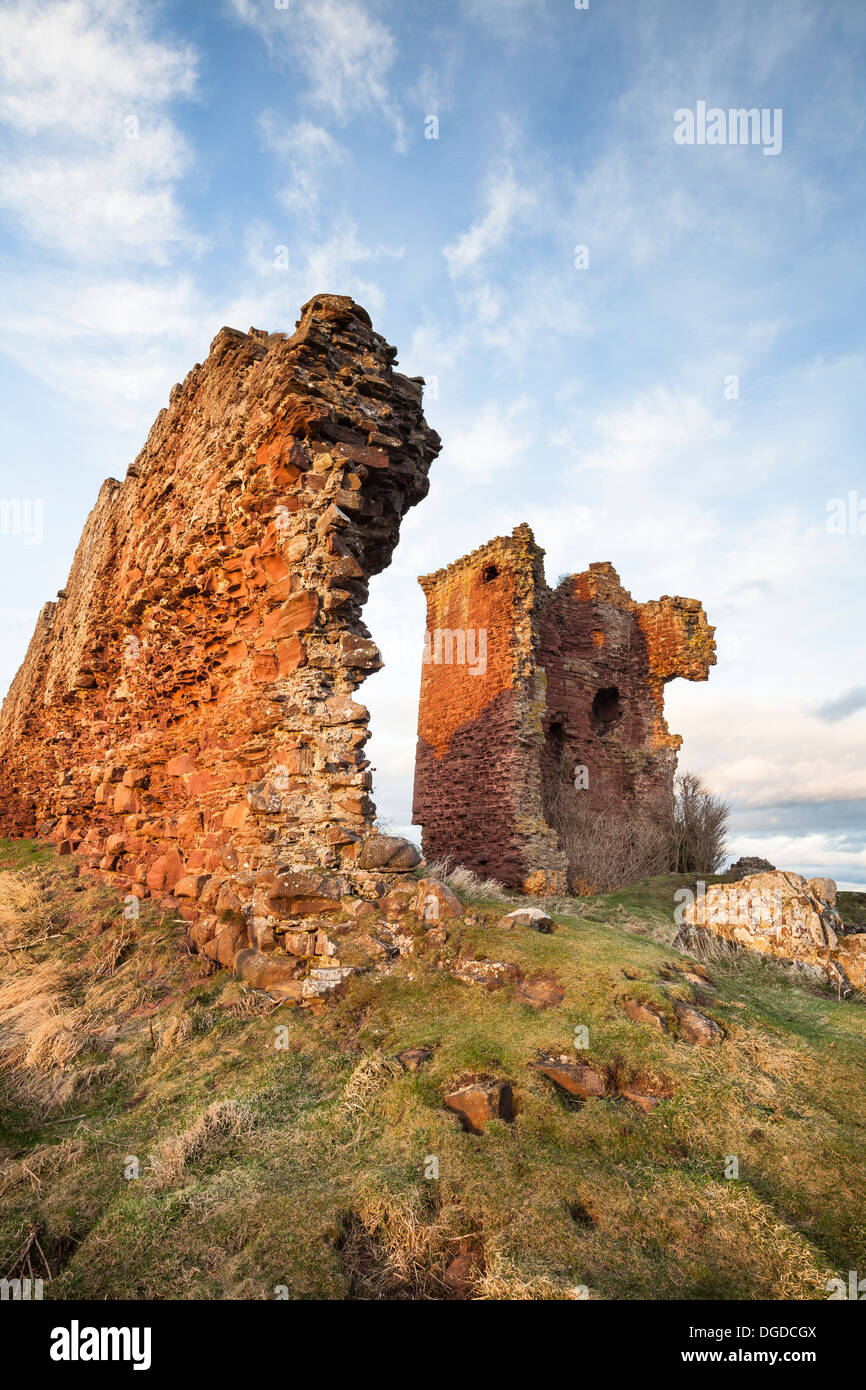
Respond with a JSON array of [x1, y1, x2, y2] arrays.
[[412, 524, 716, 893]]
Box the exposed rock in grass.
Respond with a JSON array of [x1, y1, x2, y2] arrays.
[[674, 1002, 724, 1046], [513, 975, 565, 1010], [531, 1059, 607, 1099], [395, 1047, 433, 1071], [413, 878, 464, 923], [679, 870, 865, 994], [444, 1080, 514, 1133], [497, 907, 555, 932], [620, 1089, 661, 1113], [442, 1251, 480, 1300], [233, 949, 304, 1001], [621, 997, 668, 1032], [451, 958, 521, 991]]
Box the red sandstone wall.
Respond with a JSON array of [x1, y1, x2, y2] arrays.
[[412, 525, 567, 894], [0, 295, 440, 931], [413, 529, 716, 893]]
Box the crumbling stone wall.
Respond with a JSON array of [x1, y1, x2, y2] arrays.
[[412, 524, 716, 893], [0, 296, 440, 954]]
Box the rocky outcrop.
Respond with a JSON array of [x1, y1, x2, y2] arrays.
[[412, 524, 715, 893], [727, 856, 775, 876], [0, 294, 440, 992], [677, 871, 866, 994]]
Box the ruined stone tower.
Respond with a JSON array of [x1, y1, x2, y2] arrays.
[[0, 295, 440, 940], [412, 524, 716, 893]]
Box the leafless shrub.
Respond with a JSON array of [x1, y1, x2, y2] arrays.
[[545, 761, 729, 892], [670, 771, 729, 875], [545, 773, 670, 894]]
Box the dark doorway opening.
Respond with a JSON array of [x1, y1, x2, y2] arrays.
[[590, 686, 623, 734]]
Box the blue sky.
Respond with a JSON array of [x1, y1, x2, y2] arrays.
[[0, 0, 864, 885]]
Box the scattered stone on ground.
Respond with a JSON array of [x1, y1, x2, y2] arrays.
[[396, 1047, 433, 1071], [497, 907, 555, 932], [674, 1001, 724, 1046], [413, 877, 464, 923], [621, 997, 668, 1032], [451, 958, 522, 991], [532, 1059, 607, 1099], [356, 835, 421, 872], [441, 1252, 479, 1300], [444, 1080, 514, 1134], [513, 975, 565, 1010], [620, 1089, 661, 1114]]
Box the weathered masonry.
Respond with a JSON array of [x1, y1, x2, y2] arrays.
[[0, 296, 440, 961], [412, 524, 716, 893]]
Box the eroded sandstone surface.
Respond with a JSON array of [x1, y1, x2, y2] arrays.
[[0, 294, 440, 992], [677, 871, 866, 994]]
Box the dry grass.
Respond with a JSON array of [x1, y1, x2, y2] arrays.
[[0, 1139, 85, 1199], [0, 962, 95, 1112], [423, 857, 510, 902], [147, 1099, 257, 1188], [476, 1250, 581, 1300], [339, 1189, 461, 1299], [0, 868, 52, 952], [337, 1052, 401, 1125], [155, 1012, 193, 1053]]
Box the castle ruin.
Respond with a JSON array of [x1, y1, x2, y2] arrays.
[[412, 524, 717, 893], [0, 296, 440, 981]]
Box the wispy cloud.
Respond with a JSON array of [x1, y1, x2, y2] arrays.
[[259, 115, 345, 214], [444, 159, 537, 281], [231, 0, 406, 150], [0, 0, 198, 262]]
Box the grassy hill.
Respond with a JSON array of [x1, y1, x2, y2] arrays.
[[1, 839, 864, 1301]]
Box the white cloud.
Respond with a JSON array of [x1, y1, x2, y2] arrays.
[[231, 0, 406, 150], [259, 115, 345, 214], [444, 162, 536, 280], [0, 0, 196, 138], [0, 0, 198, 262], [438, 396, 534, 486], [557, 388, 730, 475]]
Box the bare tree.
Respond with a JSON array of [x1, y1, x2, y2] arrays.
[[544, 759, 729, 893], [544, 757, 671, 894], [669, 771, 729, 875]]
